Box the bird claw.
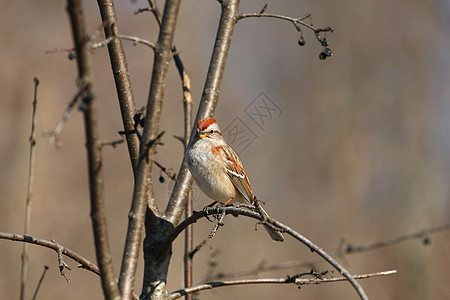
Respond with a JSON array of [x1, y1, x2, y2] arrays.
[[203, 201, 218, 222]]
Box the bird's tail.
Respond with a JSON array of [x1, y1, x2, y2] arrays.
[[254, 202, 285, 242]]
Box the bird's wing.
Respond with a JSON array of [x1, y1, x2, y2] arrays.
[[217, 145, 254, 203]]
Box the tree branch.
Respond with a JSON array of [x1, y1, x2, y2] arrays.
[[170, 270, 397, 299], [165, 0, 240, 226], [119, 0, 182, 298], [0, 232, 100, 275], [236, 5, 334, 59], [96, 0, 140, 176], [206, 222, 450, 280], [67, 0, 119, 299], [236, 9, 334, 45], [20, 77, 39, 300], [89, 34, 157, 50], [345, 222, 450, 254], [166, 207, 368, 300]]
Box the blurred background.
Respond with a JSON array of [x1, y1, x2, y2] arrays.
[[1, 0, 449, 299]]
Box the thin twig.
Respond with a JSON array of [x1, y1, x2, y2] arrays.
[[30, 265, 49, 300], [344, 222, 450, 254], [90, 34, 156, 50], [20, 77, 39, 300], [170, 270, 397, 299], [0, 233, 99, 274], [236, 10, 333, 42], [45, 90, 81, 147], [67, 0, 119, 298], [154, 160, 177, 181], [236, 12, 314, 31], [167, 207, 368, 300], [102, 138, 125, 148]]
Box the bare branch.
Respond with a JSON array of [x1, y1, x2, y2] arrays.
[[165, 0, 240, 226], [0, 232, 100, 275], [30, 265, 49, 300], [67, 0, 119, 299], [167, 207, 368, 300], [96, 0, 140, 176], [344, 222, 450, 254], [237, 11, 312, 31], [170, 270, 397, 299], [90, 34, 156, 50], [145, 0, 193, 148], [20, 77, 39, 300], [213, 224, 446, 280], [236, 5, 334, 60], [207, 222, 450, 280], [120, 0, 182, 298], [45, 90, 81, 147]]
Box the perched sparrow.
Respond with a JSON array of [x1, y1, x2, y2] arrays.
[[185, 118, 284, 242]]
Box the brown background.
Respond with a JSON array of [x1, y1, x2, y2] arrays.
[[1, 0, 449, 299]]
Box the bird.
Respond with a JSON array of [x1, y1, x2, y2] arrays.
[[185, 117, 284, 242]]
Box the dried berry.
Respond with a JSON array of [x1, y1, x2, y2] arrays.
[[323, 47, 333, 56], [320, 38, 329, 47], [298, 36, 306, 46]]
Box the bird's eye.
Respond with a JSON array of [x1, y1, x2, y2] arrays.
[[209, 130, 214, 134]]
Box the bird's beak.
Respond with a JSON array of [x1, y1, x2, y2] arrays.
[[198, 132, 206, 139]]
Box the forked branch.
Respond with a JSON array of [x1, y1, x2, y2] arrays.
[[119, 0, 182, 298], [236, 4, 334, 60], [0, 232, 100, 275], [167, 207, 368, 300]]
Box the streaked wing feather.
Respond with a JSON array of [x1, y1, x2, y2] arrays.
[[219, 146, 254, 203]]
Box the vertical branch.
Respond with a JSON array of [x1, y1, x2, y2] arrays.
[[66, 0, 120, 299], [182, 69, 193, 300], [118, 0, 182, 299], [165, 0, 241, 225], [20, 77, 39, 300], [96, 0, 140, 176]]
